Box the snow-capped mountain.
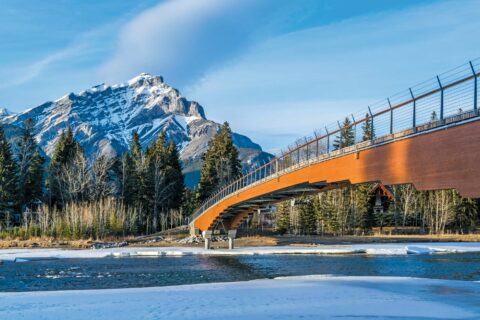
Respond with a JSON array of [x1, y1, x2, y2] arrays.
[[1, 73, 272, 186], [0, 108, 11, 117]]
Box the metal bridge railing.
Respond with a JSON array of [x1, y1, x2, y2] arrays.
[[191, 59, 480, 223]]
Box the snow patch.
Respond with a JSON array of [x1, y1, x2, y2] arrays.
[[2, 242, 480, 262], [0, 276, 479, 319]]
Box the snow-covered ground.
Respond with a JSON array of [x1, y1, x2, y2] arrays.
[[0, 275, 479, 319], [1, 242, 480, 262]]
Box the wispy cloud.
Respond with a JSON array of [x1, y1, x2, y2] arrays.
[[1, 46, 84, 89], [100, 0, 283, 86], [0, 21, 121, 91], [187, 0, 480, 151]]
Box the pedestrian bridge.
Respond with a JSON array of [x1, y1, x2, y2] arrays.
[[190, 61, 480, 246]]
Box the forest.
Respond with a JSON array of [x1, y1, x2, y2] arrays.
[[0, 119, 186, 239]]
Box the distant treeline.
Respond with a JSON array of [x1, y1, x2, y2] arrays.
[[272, 185, 479, 236]]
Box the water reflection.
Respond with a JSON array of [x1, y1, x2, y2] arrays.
[[1, 253, 480, 292]]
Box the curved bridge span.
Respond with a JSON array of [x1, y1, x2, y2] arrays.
[[190, 61, 480, 244]]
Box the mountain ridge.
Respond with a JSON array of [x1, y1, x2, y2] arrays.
[[1, 73, 273, 187]]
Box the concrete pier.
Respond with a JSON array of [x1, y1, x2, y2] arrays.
[[227, 230, 237, 250], [202, 230, 213, 250]]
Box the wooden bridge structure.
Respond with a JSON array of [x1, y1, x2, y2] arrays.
[[190, 60, 480, 248]]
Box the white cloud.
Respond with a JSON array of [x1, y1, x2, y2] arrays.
[[0, 46, 84, 89], [0, 22, 119, 91], [100, 0, 279, 86]]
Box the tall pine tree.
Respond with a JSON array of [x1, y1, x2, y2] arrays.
[[0, 124, 18, 223], [119, 153, 136, 206], [198, 122, 241, 201], [333, 117, 355, 150], [298, 198, 317, 235], [275, 201, 290, 235], [164, 140, 184, 210], [362, 113, 375, 141], [47, 126, 80, 206], [17, 119, 45, 210], [129, 131, 146, 208]]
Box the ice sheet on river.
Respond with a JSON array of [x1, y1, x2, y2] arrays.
[[0, 275, 479, 319], [1, 242, 480, 261]]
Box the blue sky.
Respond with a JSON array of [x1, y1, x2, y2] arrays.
[[1, 0, 479, 153]]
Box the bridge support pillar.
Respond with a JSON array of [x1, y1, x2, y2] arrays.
[[202, 230, 213, 250], [227, 230, 237, 250]]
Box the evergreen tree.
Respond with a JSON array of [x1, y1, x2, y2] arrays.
[[182, 187, 198, 217], [198, 122, 241, 201], [216, 122, 241, 186], [135, 132, 185, 231], [119, 153, 136, 206], [362, 113, 375, 141], [129, 131, 146, 208], [130, 131, 142, 164], [451, 197, 478, 233], [315, 193, 340, 234], [145, 132, 167, 228], [47, 126, 80, 206], [198, 150, 219, 201], [333, 117, 355, 150], [16, 119, 45, 211], [354, 184, 375, 232], [298, 197, 317, 235], [164, 140, 184, 210], [0, 124, 18, 223], [275, 201, 290, 235]]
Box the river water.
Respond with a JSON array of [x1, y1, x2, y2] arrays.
[[2, 252, 480, 292]]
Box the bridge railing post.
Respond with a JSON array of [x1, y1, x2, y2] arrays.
[[368, 106, 374, 142], [325, 127, 330, 153], [305, 138, 309, 161], [437, 75, 444, 122], [409, 88, 416, 132], [470, 61, 477, 115], [388, 98, 393, 135], [351, 114, 356, 143]]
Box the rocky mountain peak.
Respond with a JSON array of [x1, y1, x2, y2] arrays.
[[0, 74, 272, 187], [0, 108, 12, 117]]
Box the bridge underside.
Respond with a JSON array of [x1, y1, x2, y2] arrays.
[[192, 119, 480, 233]]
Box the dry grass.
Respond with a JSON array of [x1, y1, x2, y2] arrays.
[[2, 233, 479, 249], [0, 237, 94, 249]]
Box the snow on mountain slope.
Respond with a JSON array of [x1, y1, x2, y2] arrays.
[[1, 73, 272, 187]]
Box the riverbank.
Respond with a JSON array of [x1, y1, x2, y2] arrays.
[[1, 275, 479, 319], [1, 233, 480, 249], [2, 242, 480, 261]]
